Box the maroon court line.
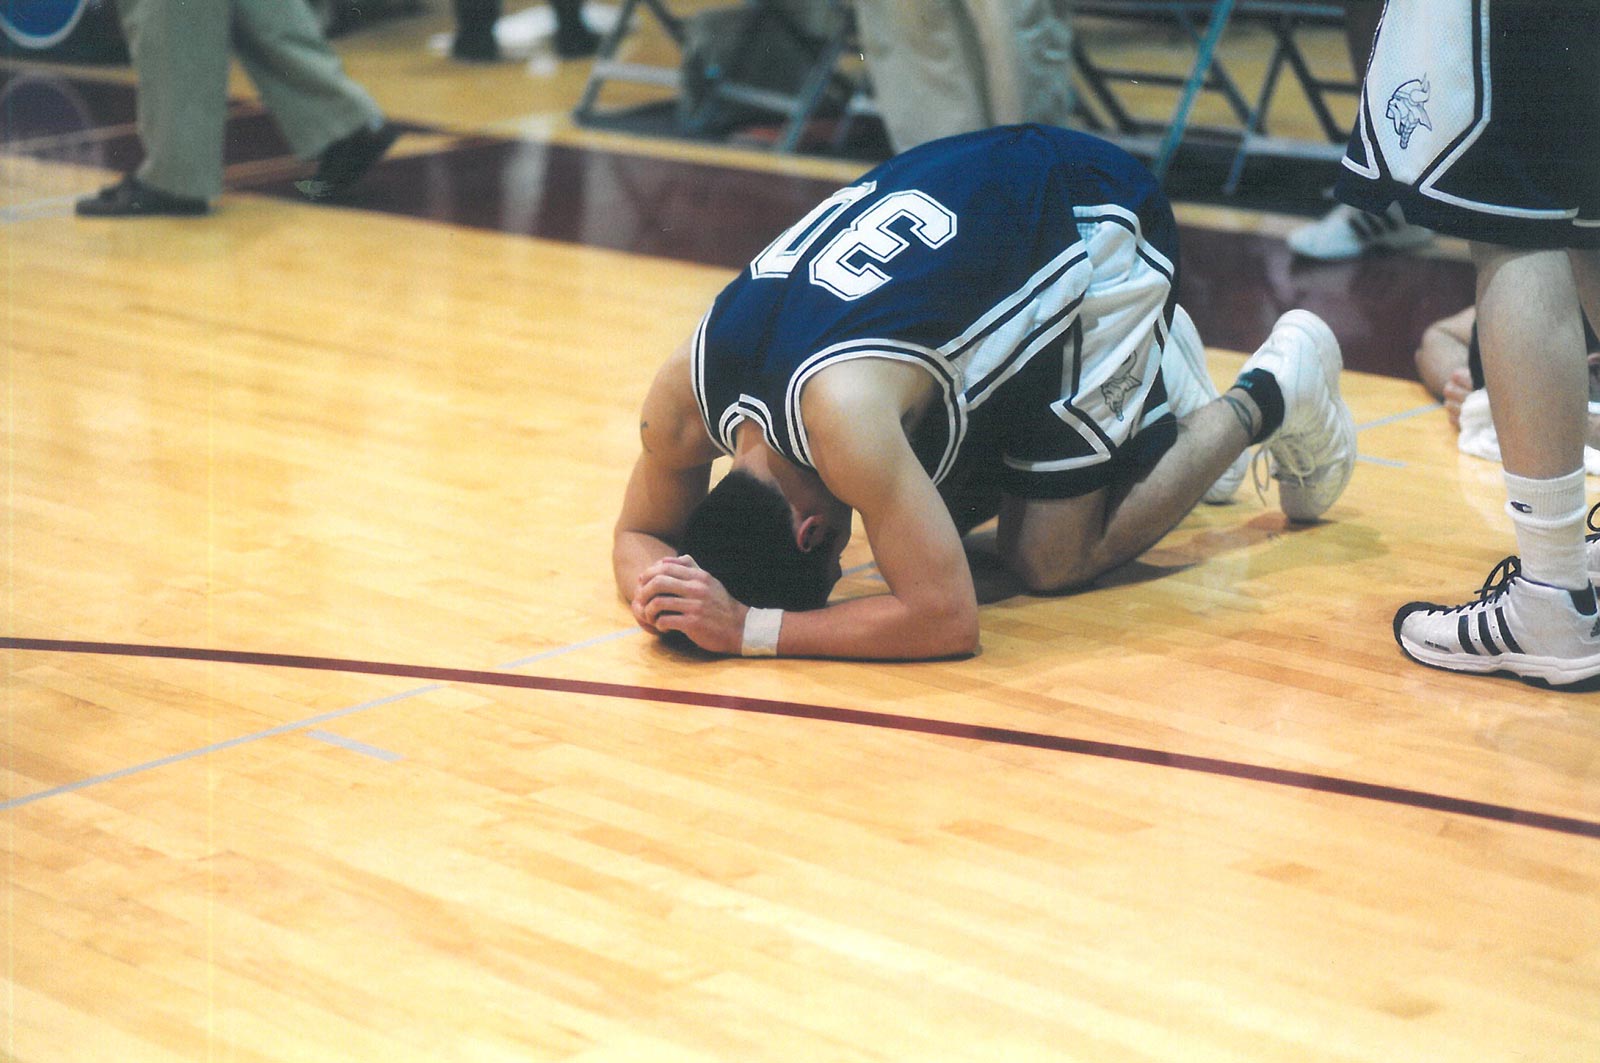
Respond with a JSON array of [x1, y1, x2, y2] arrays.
[[6, 636, 1598, 841]]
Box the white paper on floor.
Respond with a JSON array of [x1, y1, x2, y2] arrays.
[[426, 3, 621, 61]]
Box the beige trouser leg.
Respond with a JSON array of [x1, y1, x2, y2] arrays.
[[115, 0, 232, 199], [855, 0, 1073, 153], [232, 0, 383, 160], [966, 0, 1074, 130], [113, 0, 384, 199]]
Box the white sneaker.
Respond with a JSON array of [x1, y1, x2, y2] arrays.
[[1238, 309, 1356, 521], [1161, 305, 1249, 503], [1394, 557, 1600, 687], [1286, 203, 1434, 261]]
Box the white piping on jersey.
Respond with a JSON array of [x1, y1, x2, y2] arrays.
[[938, 203, 1174, 413], [785, 339, 964, 483], [1090, 203, 1177, 279], [1348, 0, 1579, 221], [1135, 313, 1177, 429], [692, 315, 788, 457], [1139, 399, 1173, 430], [1343, 89, 1381, 181], [715, 403, 743, 453], [689, 312, 729, 454], [957, 272, 1087, 410], [1417, 1, 1579, 219], [1004, 448, 1107, 475], [696, 201, 1177, 485], [730, 393, 781, 455], [934, 243, 1088, 371]]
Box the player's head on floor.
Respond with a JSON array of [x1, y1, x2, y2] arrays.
[[681, 469, 844, 611]]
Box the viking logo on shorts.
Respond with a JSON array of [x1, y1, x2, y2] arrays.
[[1101, 356, 1141, 421], [1385, 77, 1432, 149]]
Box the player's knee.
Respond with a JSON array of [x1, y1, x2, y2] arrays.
[[1005, 547, 1095, 596]]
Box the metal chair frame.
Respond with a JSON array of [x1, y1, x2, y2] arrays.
[[1070, 0, 1356, 189], [574, 0, 862, 155]]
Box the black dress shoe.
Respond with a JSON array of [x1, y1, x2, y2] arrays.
[[450, 29, 501, 61], [295, 122, 401, 201], [553, 24, 601, 59], [75, 175, 209, 217]]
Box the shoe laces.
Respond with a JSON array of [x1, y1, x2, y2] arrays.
[[1431, 555, 1521, 615], [1251, 426, 1321, 485], [1249, 446, 1271, 503], [1476, 555, 1521, 600]]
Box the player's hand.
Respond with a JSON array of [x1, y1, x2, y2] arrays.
[[1442, 366, 1473, 431], [632, 555, 747, 655]]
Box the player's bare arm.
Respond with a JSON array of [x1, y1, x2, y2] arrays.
[[612, 337, 719, 622], [631, 358, 978, 660], [776, 361, 980, 660]]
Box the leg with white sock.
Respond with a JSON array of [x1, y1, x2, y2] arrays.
[[1394, 245, 1600, 685], [1570, 249, 1600, 583]]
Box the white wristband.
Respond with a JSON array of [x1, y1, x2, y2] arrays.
[[740, 608, 783, 657]]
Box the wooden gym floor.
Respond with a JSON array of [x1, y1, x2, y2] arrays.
[[3, 6, 1596, 1061]]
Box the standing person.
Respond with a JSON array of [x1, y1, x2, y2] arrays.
[[1336, 1, 1600, 685], [1287, 0, 1434, 259], [451, 0, 600, 62], [75, 0, 397, 217], [852, 0, 1074, 153], [614, 125, 1357, 660]]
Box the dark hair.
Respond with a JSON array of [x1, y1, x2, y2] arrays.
[[681, 470, 836, 610]]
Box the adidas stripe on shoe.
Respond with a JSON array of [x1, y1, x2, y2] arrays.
[[1286, 203, 1435, 262], [1393, 556, 1600, 687]]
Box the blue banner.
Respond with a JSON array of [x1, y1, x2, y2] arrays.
[[1, 0, 93, 49]]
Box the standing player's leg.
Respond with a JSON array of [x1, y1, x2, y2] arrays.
[[1394, 246, 1600, 686], [1574, 249, 1600, 585]]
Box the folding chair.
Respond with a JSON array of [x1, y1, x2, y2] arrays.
[[1070, 0, 1355, 190], [572, 0, 687, 121], [573, 0, 863, 154]]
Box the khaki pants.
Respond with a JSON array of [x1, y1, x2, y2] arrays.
[[115, 0, 384, 199], [853, 0, 1074, 153]]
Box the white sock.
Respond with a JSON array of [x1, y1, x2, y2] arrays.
[[1504, 468, 1589, 591]]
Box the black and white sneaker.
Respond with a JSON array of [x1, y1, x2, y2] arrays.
[[1287, 203, 1434, 261], [1394, 556, 1600, 687]]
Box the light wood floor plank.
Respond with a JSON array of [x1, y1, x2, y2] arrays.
[[5, 19, 1598, 1060]]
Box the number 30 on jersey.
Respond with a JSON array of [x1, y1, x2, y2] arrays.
[[750, 181, 958, 301]]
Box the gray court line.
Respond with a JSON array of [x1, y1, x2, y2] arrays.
[[495, 627, 644, 670], [1346, 402, 1443, 471], [1358, 402, 1442, 432], [2, 196, 79, 224], [306, 730, 405, 763], [0, 403, 1449, 808], [2, 628, 640, 811], [2, 684, 439, 810]]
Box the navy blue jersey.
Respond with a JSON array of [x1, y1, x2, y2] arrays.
[[692, 125, 1185, 526]]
